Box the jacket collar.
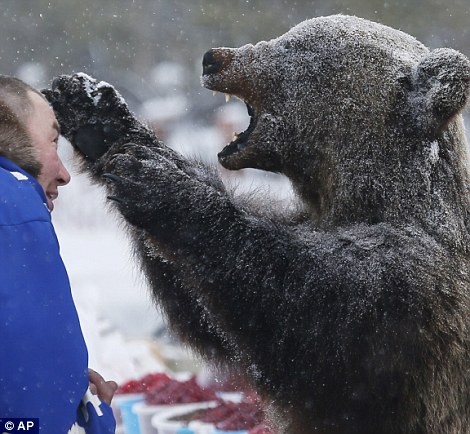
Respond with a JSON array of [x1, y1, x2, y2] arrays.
[[0, 155, 48, 207]]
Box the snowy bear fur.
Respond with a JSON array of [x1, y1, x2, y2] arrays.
[[44, 15, 470, 434]]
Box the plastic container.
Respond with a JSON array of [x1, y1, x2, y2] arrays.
[[151, 402, 217, 434], [133, 402, 174, 434], [212, 431, 247, 434], [116, 394, 145, 434], [151, 400, 253, 434], [115, 426, 126, 434], [112, 393, 145, 426]]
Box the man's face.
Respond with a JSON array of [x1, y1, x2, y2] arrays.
[[25, 91, 71, 211]]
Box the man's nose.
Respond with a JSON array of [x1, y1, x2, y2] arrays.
[[58, 161, 71, 186]]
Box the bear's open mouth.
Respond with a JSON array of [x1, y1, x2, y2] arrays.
[[218, 99, 258, 160]]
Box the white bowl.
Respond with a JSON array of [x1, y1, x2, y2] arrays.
[[151, 401, 217, 434], [133, 401, 179, 434]]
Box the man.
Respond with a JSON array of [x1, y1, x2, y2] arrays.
[[0, 75, 117, 433]]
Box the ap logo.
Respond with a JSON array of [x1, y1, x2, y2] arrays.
[[0, 419, 38, 433]]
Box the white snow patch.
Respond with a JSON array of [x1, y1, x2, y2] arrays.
[[74, 73, 126, 107], [97, 80, 126, 106], [76, 72, 102, 106]]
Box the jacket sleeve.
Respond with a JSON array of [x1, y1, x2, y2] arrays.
[[72, 389, 116, 434]]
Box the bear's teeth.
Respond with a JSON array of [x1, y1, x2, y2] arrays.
[[225, 94, 232, 103], [212, 91, 218, 97], [232, 131, 239, 141]]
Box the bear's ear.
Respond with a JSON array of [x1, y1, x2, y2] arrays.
[[410, 48, 470, 134]]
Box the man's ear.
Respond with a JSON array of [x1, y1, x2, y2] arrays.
[[410, 48, 470, 135], [0, 102, 42, 178]]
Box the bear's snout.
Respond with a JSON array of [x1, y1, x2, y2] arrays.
[[202, 48, 236, 76], [202, 49, 221, 75]]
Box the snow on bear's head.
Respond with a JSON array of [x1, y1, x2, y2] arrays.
[[202, 15, 470, 205]]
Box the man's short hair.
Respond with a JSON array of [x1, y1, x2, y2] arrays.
[[0, 75, 44, 177]]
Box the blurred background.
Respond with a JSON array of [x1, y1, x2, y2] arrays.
[[1, 0, 469, 381]]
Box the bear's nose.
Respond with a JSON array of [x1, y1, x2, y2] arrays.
[[202, 49, 222, 75]]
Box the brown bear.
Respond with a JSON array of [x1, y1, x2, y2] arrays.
[[44, 14, 470, 434]]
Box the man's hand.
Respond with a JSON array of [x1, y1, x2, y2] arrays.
[[88, 369, 118, 405]]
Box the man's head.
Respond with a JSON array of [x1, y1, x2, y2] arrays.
[[0, 75, 70, 210]]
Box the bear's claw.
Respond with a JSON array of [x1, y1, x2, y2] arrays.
[[102, 173, 125, 184]]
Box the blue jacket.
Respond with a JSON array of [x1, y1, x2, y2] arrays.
[[0, 157, 115, 433]]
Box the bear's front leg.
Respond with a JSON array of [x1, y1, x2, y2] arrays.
[[45, 74, 244, 368], [101, 144, 169, 231], [100, 142, 234, 248]]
